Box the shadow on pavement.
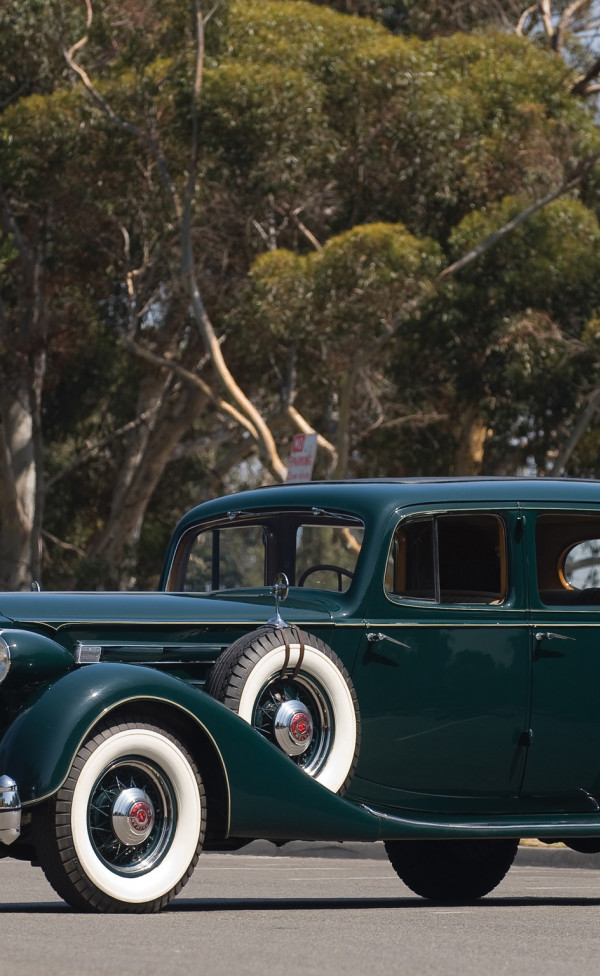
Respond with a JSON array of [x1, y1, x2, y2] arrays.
[[167, 894, 600, 912], [2, 893, 600, 914]]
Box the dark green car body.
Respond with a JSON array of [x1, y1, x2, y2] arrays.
[[3, 477, 600, 909]]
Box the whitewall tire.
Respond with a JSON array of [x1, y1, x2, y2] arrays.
[[33, 720, 205, 913], [207, 628, 360, 794]]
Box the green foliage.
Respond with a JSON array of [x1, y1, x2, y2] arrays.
[[400, 0, 527, 38], [219, 3, 599, 238], [199, 61, 334, 195], [448, 197, 600, 323], [0, 236, 18, 274], [1, 90, 88, 199], [287, 0, 384, 15], [324, 29, 598, 234], [3, 0, 600, 587], [307, 222, 443, 344], [225, 0, 385, 76], [412, 198, 600, 472], [237, 222, 443, 430], [286, 0, 534, 37], [0, 0, 84, 104]]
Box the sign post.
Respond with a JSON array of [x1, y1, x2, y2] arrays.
[[285, 433, 318, 483]]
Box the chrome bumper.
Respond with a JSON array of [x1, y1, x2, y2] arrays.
[[0, 775, 20, 845]]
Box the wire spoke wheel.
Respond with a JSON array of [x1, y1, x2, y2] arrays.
[[32, 719, 205, 913], [87, 758, 175, 875], [252, 672, 333, 776]]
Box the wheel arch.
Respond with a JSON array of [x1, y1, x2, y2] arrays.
[[104, 699, 230, 844], [0, 663, 231, 839]]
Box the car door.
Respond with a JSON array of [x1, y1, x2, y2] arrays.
[[352, 504, 531, 814], [519, 506, 600, 810]]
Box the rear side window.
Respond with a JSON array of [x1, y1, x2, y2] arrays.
[[386, 513, 507, 605], [536, 514, 600, 605]]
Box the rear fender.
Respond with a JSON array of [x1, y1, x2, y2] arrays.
[[0, 663, 381, 843]]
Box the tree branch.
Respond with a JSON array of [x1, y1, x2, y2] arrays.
[[334, 365, 360, 479], [572, 54, 600, 95], [438, 163, 597, 280], [46, 403, 164, 489], [555, 0, 592, 51], [42, 528, 86, 557], [516, 4, 538, 34], [286, 404, 337, 464], [66, 1, 287, 481], [63, 11, 183, 218], [539, 0, 556, 45], [126, 338, 260, 441], [548, 387, 600, 475]]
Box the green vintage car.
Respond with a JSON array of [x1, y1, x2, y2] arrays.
[[2, 477, 600, 911]]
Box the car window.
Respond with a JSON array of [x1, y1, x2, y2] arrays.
[[184, 524, 266, 591], [178, 514, 364, 592], [536, 514, 600, 605], [564, 541, 600, 587], [385, 513, 507, 605], [295, 524, 363, 592]]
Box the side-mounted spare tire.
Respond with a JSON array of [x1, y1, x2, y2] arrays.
[[206, 627, 360, 794]]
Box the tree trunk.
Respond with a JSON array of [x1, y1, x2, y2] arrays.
[[0, 372, 41, 589], [454, 405, 488, 475], [0, 197, 47, 589], [84, 372, 207, 588]]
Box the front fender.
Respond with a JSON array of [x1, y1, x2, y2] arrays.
[[0, 664, 233, 805], [0, 663, 381, 843], [1, 628, 75, 684]]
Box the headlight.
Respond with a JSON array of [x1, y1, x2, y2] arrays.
[[0, 636, 11, 684]]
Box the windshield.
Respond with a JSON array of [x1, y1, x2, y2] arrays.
[[172, 511, 364, 593]]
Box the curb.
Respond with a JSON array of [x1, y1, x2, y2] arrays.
[[515, 844, 600, 870], [221, 838, 600, 870]]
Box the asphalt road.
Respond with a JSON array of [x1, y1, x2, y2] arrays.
[[3, 844, 600, 976]]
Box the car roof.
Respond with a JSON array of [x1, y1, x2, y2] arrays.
[[175, 477, 600, 532]]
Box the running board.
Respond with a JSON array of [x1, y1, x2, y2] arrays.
[[361, 804, 600, 842]]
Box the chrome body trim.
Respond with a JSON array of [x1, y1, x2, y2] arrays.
[[0, 775, 21, 845], [0, 634, 11, 684], [74, 642, 102, 663]]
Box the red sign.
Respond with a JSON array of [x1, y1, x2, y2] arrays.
[[286, 433, 317, 482]]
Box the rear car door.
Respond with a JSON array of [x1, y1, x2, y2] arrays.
[[520, 506, 600, 810], [352, 504, 531, 813]]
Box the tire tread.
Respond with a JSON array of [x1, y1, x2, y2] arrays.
[[384, 837, 519, 901], [32, 718, 205, 913]]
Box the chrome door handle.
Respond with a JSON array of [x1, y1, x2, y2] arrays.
[[366, 632, 410, 649], [535, 631, 575, 642]]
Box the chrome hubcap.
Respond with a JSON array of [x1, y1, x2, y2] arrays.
[[111, 787, 155, 845], [87, 758, 175, 876], [273, 699, 314, 756], [252, 671, 333, 775]]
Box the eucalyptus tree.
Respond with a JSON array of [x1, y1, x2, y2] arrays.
[[1, 0, 600, 591], [229, 1, 600, 478]]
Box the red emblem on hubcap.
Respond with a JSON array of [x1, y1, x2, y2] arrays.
[[129, 800, 153, 832], [290, 711, 312, 742]]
